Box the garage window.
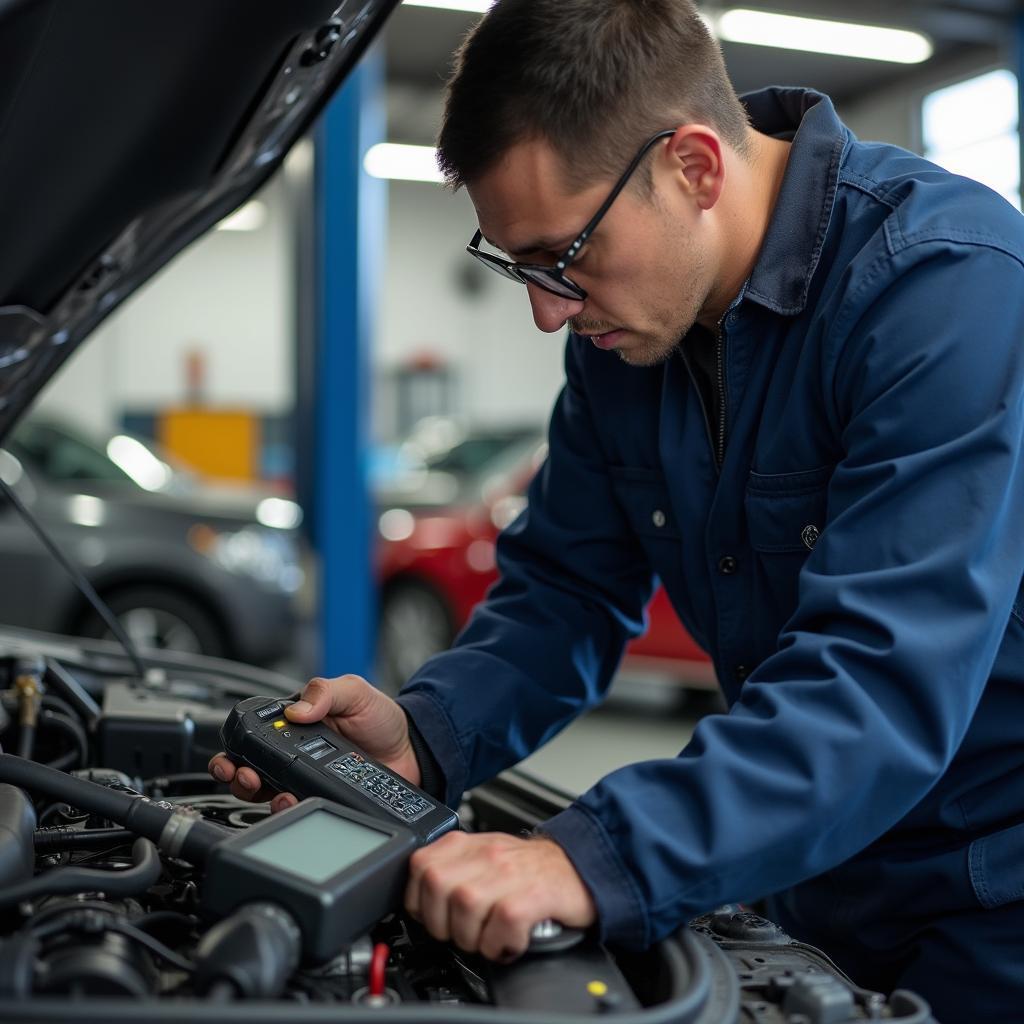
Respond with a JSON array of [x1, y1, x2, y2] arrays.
[[922, 69, 1020, 210]]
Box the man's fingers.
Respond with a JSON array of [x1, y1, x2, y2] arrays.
[[279, 674, 418, 783], [270, 793, 298, 814], [229, 766, 278, 803], [404, 833, 597, 959], [478, 899, 533, 961], [405, 836, 457, 934], [416, 864, 455, 941], [235, 766, 263, 791], [209, 754, 272, 797], [407, 835, 492, 947], [286, 674, 372, 722], [210, 751, 281, 803], [448, 883, 492, 953], [208, 753, 236, 783]]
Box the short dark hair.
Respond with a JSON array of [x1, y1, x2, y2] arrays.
[[437, 0, 752, 192]]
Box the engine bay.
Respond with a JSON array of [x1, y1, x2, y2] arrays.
[[0, 632, 937, 1023]]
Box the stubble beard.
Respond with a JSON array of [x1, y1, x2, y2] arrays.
[[613, 283, 707, 367], [577, 235, 709, 368]]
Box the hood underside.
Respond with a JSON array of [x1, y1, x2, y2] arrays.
[[0, 0, 397, 441]]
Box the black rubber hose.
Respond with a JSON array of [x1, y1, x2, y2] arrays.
[[0, 755, 128, 820], [24, 905, 197, 974], [193, 902, 301, 999], [45, 750, 79, 773], [39, 709, 88, 770], [0, 836, 160, 910], [34, 827, 136, 853], [39, 694, 80, 721], [0, 784, 36, 886], [0, 755, 225, 864]]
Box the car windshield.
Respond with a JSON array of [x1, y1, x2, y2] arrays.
[[9, 421, 136, 485], [5, 419, 188, 492]]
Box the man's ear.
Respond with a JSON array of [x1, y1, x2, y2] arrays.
[[662, 125, 725, 211]]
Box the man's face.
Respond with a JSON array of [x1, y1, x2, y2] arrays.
[[467, 136, 716, 366]]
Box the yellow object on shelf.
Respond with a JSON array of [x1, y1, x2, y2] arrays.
[[159, 409, 260, 482]]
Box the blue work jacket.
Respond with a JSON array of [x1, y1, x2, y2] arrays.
[[397, 88, 1024, 952]]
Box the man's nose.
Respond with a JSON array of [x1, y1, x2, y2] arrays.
[[526, 282, 585, 333]]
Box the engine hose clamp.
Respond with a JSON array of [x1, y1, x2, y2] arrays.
[[159, 807, 201, 859]]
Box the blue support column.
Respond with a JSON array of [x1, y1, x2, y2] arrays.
[[312, 47, 386, 677]]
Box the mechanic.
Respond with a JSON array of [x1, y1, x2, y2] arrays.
[[211, 1, 1024, 1018]]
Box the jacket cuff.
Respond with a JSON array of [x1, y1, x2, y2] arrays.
[[538, 803, 649, 950], [394, 690, 468, 809], [400, 707, 446, 801]]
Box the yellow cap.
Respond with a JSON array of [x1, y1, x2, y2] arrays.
[[273, 719, 286, 729], [586, 981, 608, 997]]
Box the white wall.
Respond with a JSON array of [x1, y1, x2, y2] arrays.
[[376, 181, 567, 434]]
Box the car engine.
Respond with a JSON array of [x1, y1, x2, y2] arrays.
[[0, 632, 937, 1023]]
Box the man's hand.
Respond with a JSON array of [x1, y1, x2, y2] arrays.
[[405, 831, 596, 961], [207, 674, 420, 812]]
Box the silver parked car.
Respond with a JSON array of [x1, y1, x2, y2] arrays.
[[0, 417, 304, 664]]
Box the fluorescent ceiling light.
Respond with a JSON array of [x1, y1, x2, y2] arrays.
[[364, 143, 443, 183], [713, 9, 932, 64], [402, 0, 491, 12]]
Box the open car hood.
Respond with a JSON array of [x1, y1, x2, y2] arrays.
[[0, 0, 397, 442]]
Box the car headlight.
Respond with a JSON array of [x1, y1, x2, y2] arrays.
[[188, 524, 304, 593]]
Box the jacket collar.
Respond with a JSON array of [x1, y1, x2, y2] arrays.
[[739, 87, 850, 316]]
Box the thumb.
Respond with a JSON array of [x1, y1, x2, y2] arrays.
[[285, 674, 370, 722]]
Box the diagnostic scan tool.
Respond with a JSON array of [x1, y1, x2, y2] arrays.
[[220, 696, 458, 844], [201, 797, 419, 961]]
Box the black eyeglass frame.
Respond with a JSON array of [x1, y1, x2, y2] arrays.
[[466, 129, 677, 301]]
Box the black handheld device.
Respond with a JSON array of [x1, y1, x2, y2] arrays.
[[201, 797, 419, 962], [220, 696, 458, 844]]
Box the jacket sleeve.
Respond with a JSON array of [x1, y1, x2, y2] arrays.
[[396, 336, 658, 806], [540, 244, 1024, 949]]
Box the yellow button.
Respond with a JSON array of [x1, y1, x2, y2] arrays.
[[587, 981, 608, 997], [273, 720, 286, 729]]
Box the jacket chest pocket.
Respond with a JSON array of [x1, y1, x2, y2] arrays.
[[745, 465, 832, 556], [744, 466, 831, 624]]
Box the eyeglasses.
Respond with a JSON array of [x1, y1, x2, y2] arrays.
[[466, 129, 676, 301]]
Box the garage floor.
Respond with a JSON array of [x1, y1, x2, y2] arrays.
[[517, 678, 710, 794]]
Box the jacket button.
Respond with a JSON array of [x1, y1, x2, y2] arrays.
[[652, 509, 666, 528], [734, 664, 750, 682], [718, 555, 738, 575]]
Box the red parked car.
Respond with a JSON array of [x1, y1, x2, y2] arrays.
[[375, 433, 714, 694]]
